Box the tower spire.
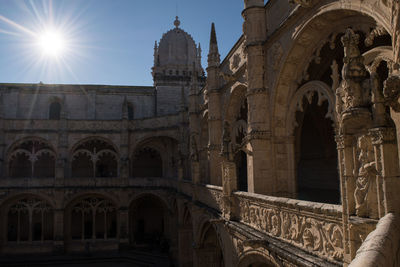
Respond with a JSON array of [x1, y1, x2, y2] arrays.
[[207, 23, 220, 67]]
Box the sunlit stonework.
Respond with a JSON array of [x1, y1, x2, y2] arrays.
[[1, 0, 400, 266]]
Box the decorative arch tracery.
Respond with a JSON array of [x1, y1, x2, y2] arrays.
[[71, 138, 118, 178], [7, 196, 54, 242], [69, 196, 117, 240], [8, 138, 56, 178]]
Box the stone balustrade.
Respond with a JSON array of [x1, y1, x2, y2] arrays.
[[234, 191, 344, 263]]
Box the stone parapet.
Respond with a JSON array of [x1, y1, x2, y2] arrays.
[[234, 191, 344, 263]]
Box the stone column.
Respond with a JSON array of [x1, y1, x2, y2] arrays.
[[120, 117, 130, 184], [242, 0, 272, 194], [56, 113, 68, 184], [118, 207, 129, 249], [53, 209, 64, 254]]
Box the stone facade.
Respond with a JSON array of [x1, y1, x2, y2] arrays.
[[1, 1, 400, 266]]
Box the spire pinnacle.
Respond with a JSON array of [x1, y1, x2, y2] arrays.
[[174, 16, 181, 28], [210, 23, 217, 45], [207, 23, 220, 67]]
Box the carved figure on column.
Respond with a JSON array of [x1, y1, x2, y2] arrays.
[[354, 135, 377, 217], [190, 135, 199, 162], [221, 121, 233, 161]]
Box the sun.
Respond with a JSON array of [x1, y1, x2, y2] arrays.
[[37, 29, 66, 57]]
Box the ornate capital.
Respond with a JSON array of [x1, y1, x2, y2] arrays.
[[335, 134, 354, 149], [370, 127, 397, 145]]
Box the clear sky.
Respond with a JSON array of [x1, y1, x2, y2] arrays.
[[0, 0, 247, 86]]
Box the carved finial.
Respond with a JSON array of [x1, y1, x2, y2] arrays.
[[174, 16, 180, 28]]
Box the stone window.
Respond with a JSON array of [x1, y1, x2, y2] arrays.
[[176, 70, 179, 76], [169, 70, 173, 75], [49, 102, 61, 120], [7, 197, 53, 242], [8, 139, 56, 178], [70, 197, 117, 240], [132, 147, 162, 177], [127, 103, 134, 120], [295, 94, 339, 204], [71, 139, 118, 178]]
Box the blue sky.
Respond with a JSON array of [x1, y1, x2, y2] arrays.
[[0, 0, 246, 86]]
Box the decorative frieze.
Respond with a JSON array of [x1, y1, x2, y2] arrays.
[[238, 197, 344, 262]]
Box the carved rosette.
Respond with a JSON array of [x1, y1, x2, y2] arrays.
[[238, 199, 344, 261]]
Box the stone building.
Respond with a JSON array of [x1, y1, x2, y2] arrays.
[[1, 0, 400, 266]]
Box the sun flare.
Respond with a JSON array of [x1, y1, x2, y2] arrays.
[[37, 29, 65, 57]]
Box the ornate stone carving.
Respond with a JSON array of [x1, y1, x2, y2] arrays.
[[221, 121, 233, 160], [238, 199, 344, 261], [383, 75, 400, 112], [190, 134, 199, 162], [354, 135, 377, 217], [331, 60, 340, 92], [370, 127, 397, 145], [365, 26, 388, 47], [337, 29, 369, 112], [289, 0, 314, 7], [271, 42, 283, 71], [392, 0, 400, 69]]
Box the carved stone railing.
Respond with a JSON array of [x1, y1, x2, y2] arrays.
[[194, 184, 223, 212], [234, 191, 344, 263], [349, 213, 400, 267]]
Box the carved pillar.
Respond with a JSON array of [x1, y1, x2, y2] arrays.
[[243, 0, 271, 194], [207, 23, 222, 186], [336, 28, 400, 263], [221, 160, 237, 220], [120, 117, 129, 183], [118, 207, 129, 249], [53, 209, 64, 253], [56, 115, 68, 184]]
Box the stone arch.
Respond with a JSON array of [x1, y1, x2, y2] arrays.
[[6, 137, 56, 178], [1, 194, 55, 244], [194, 219, 224, 266], [286, 81, 336, 136], [238, 250, 277, 267], [128, 193, 171, 251], [70, 137, 119, 178], [224, 82, 247, 124], [131, 136, 179, 178], [272, 6, 390, 136], [64, 193, 118, 247], [289, 81, 339, 203], [224, 83, 249, 192]]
